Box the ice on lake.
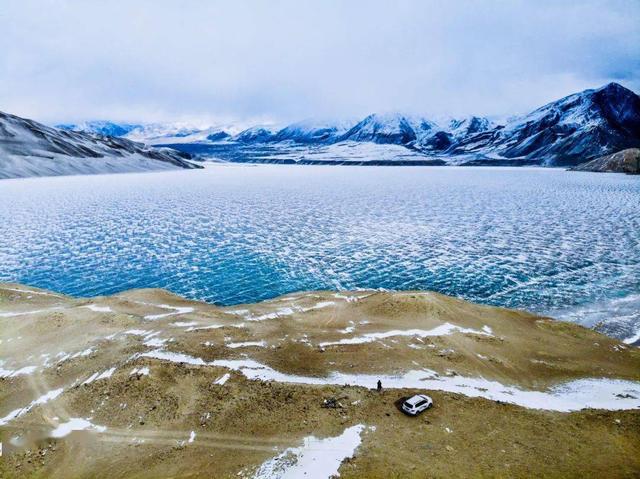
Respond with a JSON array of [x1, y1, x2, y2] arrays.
[[1, 164, 639, 341]]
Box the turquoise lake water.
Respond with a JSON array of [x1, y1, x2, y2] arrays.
[[1, 164, 639, 342]]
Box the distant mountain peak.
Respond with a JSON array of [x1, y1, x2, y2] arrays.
[[596, 81, 632, 94], [233, 126, 277, 143]]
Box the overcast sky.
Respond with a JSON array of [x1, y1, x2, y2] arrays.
[[1, 0, 638, 125]]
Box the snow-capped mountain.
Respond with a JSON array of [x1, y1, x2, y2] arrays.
[[0, 111, 201, 179], [57, 121, 142, 137], [205, 131, 231, 142], [233, 126, 278, 143], [58, 121, 215, 144], [124, 123, 210, 144], [338, 113, 433, 145], [408, 116, 495, 153], [447, 116, 495, 139], [270, 119, 356, 144], [451, 83, 640, 165]]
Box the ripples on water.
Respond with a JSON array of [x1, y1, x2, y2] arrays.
[[1, 165, 639, 341]]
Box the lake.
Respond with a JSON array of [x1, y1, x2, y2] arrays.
[[1, 164, 639, 342]]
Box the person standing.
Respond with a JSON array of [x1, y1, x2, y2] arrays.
[[377, 379, 382, 392]]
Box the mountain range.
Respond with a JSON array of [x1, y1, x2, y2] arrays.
[[58, 82, 640, 167], [2, 82, 638, 179]]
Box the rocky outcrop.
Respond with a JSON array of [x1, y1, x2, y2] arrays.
[[571, 148, 640, 174]]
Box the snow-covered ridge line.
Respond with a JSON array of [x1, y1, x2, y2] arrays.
[[139, 349, 640, 412], [0, 286, 63, 297], [318, 322, 493, 347], [234, 301, 336, 321], [137, 303, 195, 320]]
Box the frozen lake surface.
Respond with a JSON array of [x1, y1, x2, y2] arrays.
[[1, 164, 639, 342]]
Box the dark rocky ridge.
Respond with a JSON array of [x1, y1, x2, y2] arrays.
[[571, 148, 640, 174]]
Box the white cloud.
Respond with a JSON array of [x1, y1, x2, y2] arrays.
[[1, 0, 638, 124]]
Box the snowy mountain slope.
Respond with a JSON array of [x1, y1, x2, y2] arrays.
[[270, 119, 356, 144], [450, 83, 640, 165], [232, 126, 279, 143], [124, 123, 212, 144], [448, 116, 495, 140], [58, 121, 219, 145], [338, 113, 433, 145], [0, 111, 201, 179], [57, 121, 142, 137]]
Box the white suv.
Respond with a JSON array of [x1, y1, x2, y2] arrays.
[[401, 394, 433, 416]]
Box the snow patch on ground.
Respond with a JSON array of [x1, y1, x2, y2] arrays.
[[319, 323, 493, 347], [144, 337, 168, 347], [124, 329, 150, 336], [0, 388, 64, 426], [226, 340, 267, 349], [122, 329, 168, 347], [214, 373, 231, 385], [0, 307, 61, 318], [338, 322, 356, 334], [82, 367, 116, 385], [49, 417, 107, 438], [171, 321, 198, 327], [185, 323, 246, 331], [0, 365, 38, 379], [83, 304, 112, 313], [333, 293, 362, 303], [254, 424, 366, 479], [142, 304, 195, 320], [242, 301, 336, 321], [142, 350, 207, 366], [75, 348, 94, 357]]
